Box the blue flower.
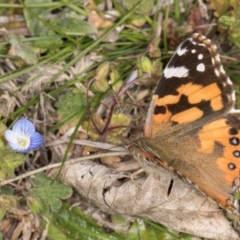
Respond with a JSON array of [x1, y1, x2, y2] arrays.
[[4, 118, 43, 153]]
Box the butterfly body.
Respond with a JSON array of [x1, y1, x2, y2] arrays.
[[129, 33, 240, 215]]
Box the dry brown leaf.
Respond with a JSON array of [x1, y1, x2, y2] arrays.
[[58, 160, 239, 239], [189, 7, 209, 35], [88, 10, 122, 42], [100, 155, 121, 166], [0, 208, 40, 240], [0, 92, 16, 117], [88, 10, 113, 29]]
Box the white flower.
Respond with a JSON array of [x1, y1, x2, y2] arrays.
[[4, 118, 43, 153]]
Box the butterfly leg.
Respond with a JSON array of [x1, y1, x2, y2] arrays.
[[130, 168, 145, 181], [128, 168, 145, 194]]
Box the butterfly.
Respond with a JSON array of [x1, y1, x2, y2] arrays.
[[127, 33, 240, 215]]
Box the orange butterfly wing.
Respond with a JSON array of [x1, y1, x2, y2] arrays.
[[131, 33, 240, 214]]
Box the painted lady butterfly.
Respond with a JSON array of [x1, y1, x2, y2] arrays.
[[128, 33, 240, 216]]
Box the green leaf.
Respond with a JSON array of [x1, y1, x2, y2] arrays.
[[41, 210, 75, 240], [54, 208, 125, 240], [127, 220, 139, 240], [217, 1, 240, 48], [50, 17, 97, 36], [8, 33, 38, 65], [27, 195, 44, 214], [127, 219, 179, 240], [0, 195, 21, 220], [29, 172, 72, 214], [71, 206, 100, 227], [23, 0, 63, 51], [137, 219, 163, 240], [40, 205, 125, 240], [55, 91, 86, 119], [0, 149, 25, 179], [109, 69, 123, 92], [0, 186, 14, 195], [123, 0, 154, 14], [24, 0, 53, 36], [139, 56, 152, 74]]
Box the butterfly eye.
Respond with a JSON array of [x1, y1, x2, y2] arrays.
[[228, 163, 236, 170], [229, 137, 240, 146], [233, 150, 240, 158]]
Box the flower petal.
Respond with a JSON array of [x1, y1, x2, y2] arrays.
[[4, 130, 18, 144], [12, 118, 35, 136], [8, 142, 29, 153], [29, 132, 43, 151], [4, 118, 43, 153]]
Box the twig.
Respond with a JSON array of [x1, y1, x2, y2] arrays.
[[0, 151, 128, 187], [47, 138, 127, 152]]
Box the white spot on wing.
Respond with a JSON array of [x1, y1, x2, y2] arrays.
[[198, 54, 203, 60], [177, 47, 188, 56], [230, 108, 240, 113], [232, 91, 236, 102], [211, 57, 215, 65], [191, 49, 196, 53], [231, 138, 238, 145], [234, 151, 240, 157], [220, 65, 226, 74], [197, 43, 206, 47], [164, 66, 189, 78], [214, 69, 220, 77], [196, 63, 205, 72], [216, 54, 220, 62], [227, 77, 233, 85]]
